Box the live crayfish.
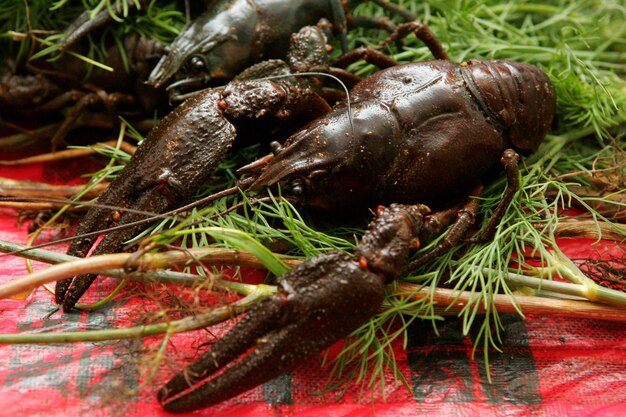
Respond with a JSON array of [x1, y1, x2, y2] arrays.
[[0, 33, 166, 149], [147, 0, 351, 91], [53, 17, 555, 413], [57, 0, 409, 95], [54, 25, 335, 310]]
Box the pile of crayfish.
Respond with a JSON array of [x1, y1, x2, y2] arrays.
[[1, 0, 560, 413]]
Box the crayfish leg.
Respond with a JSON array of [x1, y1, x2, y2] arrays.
[[334, 46, 400, 70], [400, 190, 482, 273], [468, 148, 520, 243], [381, 20, 449, 60], [401, 149, 521, 273]]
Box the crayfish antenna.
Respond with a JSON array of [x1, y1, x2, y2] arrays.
[[235, 153, 274, 174]]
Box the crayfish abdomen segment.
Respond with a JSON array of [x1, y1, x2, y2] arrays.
[[460, 59, 556, 151]]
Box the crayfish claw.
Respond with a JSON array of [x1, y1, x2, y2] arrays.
[[159, 204, 430, 412], [58, 0, 143, 50], [58, 9, 116, 51], [158, 296, 283, 412], [56, 89, 238, 310], [57, 185, 171, 310], [159, 252, 386, 413], [58, 188, 171, 310]]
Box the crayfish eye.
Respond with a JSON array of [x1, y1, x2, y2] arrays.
[[188, 55, 205, 71], [289, 178, 305, 196]]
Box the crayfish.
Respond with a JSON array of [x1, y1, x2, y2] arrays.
[[52, 16, 555, 413], [56, 0, 412, 95], [0, 33, 165, 149]]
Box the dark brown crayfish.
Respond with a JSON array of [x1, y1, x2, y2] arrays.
[[55, 20, 556, 413], [147, 0, 351, 90], [56, 0, 414, 96], [1, 33, 165, 149], [56, 0, 349, 91], [55, 25, 335, 310]]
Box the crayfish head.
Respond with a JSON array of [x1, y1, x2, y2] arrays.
[[148, 7, 244, 88], [242, 108, 386, 211], [241, 124, 350, 205]]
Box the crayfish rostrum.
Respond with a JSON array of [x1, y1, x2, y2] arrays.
[[53, 18, 556, 412]]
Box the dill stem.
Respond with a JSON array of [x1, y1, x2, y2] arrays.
[[147, 227, 291, 275], [480, 266, 592, 299], [398, 283, 626, 322], [0, 252, 155, 298], [0, 202, 88, 210], [0, 284, 275, 344], [537, 189, 626, 306], [0, 239, 295, 299], [0, 178, 107, 200], [551, 245, 626, 305], [0, 140, 136, 166]]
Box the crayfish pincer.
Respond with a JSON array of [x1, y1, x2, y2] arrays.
[[158, 203, 430, 412], [54, 26, 333, 311]]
